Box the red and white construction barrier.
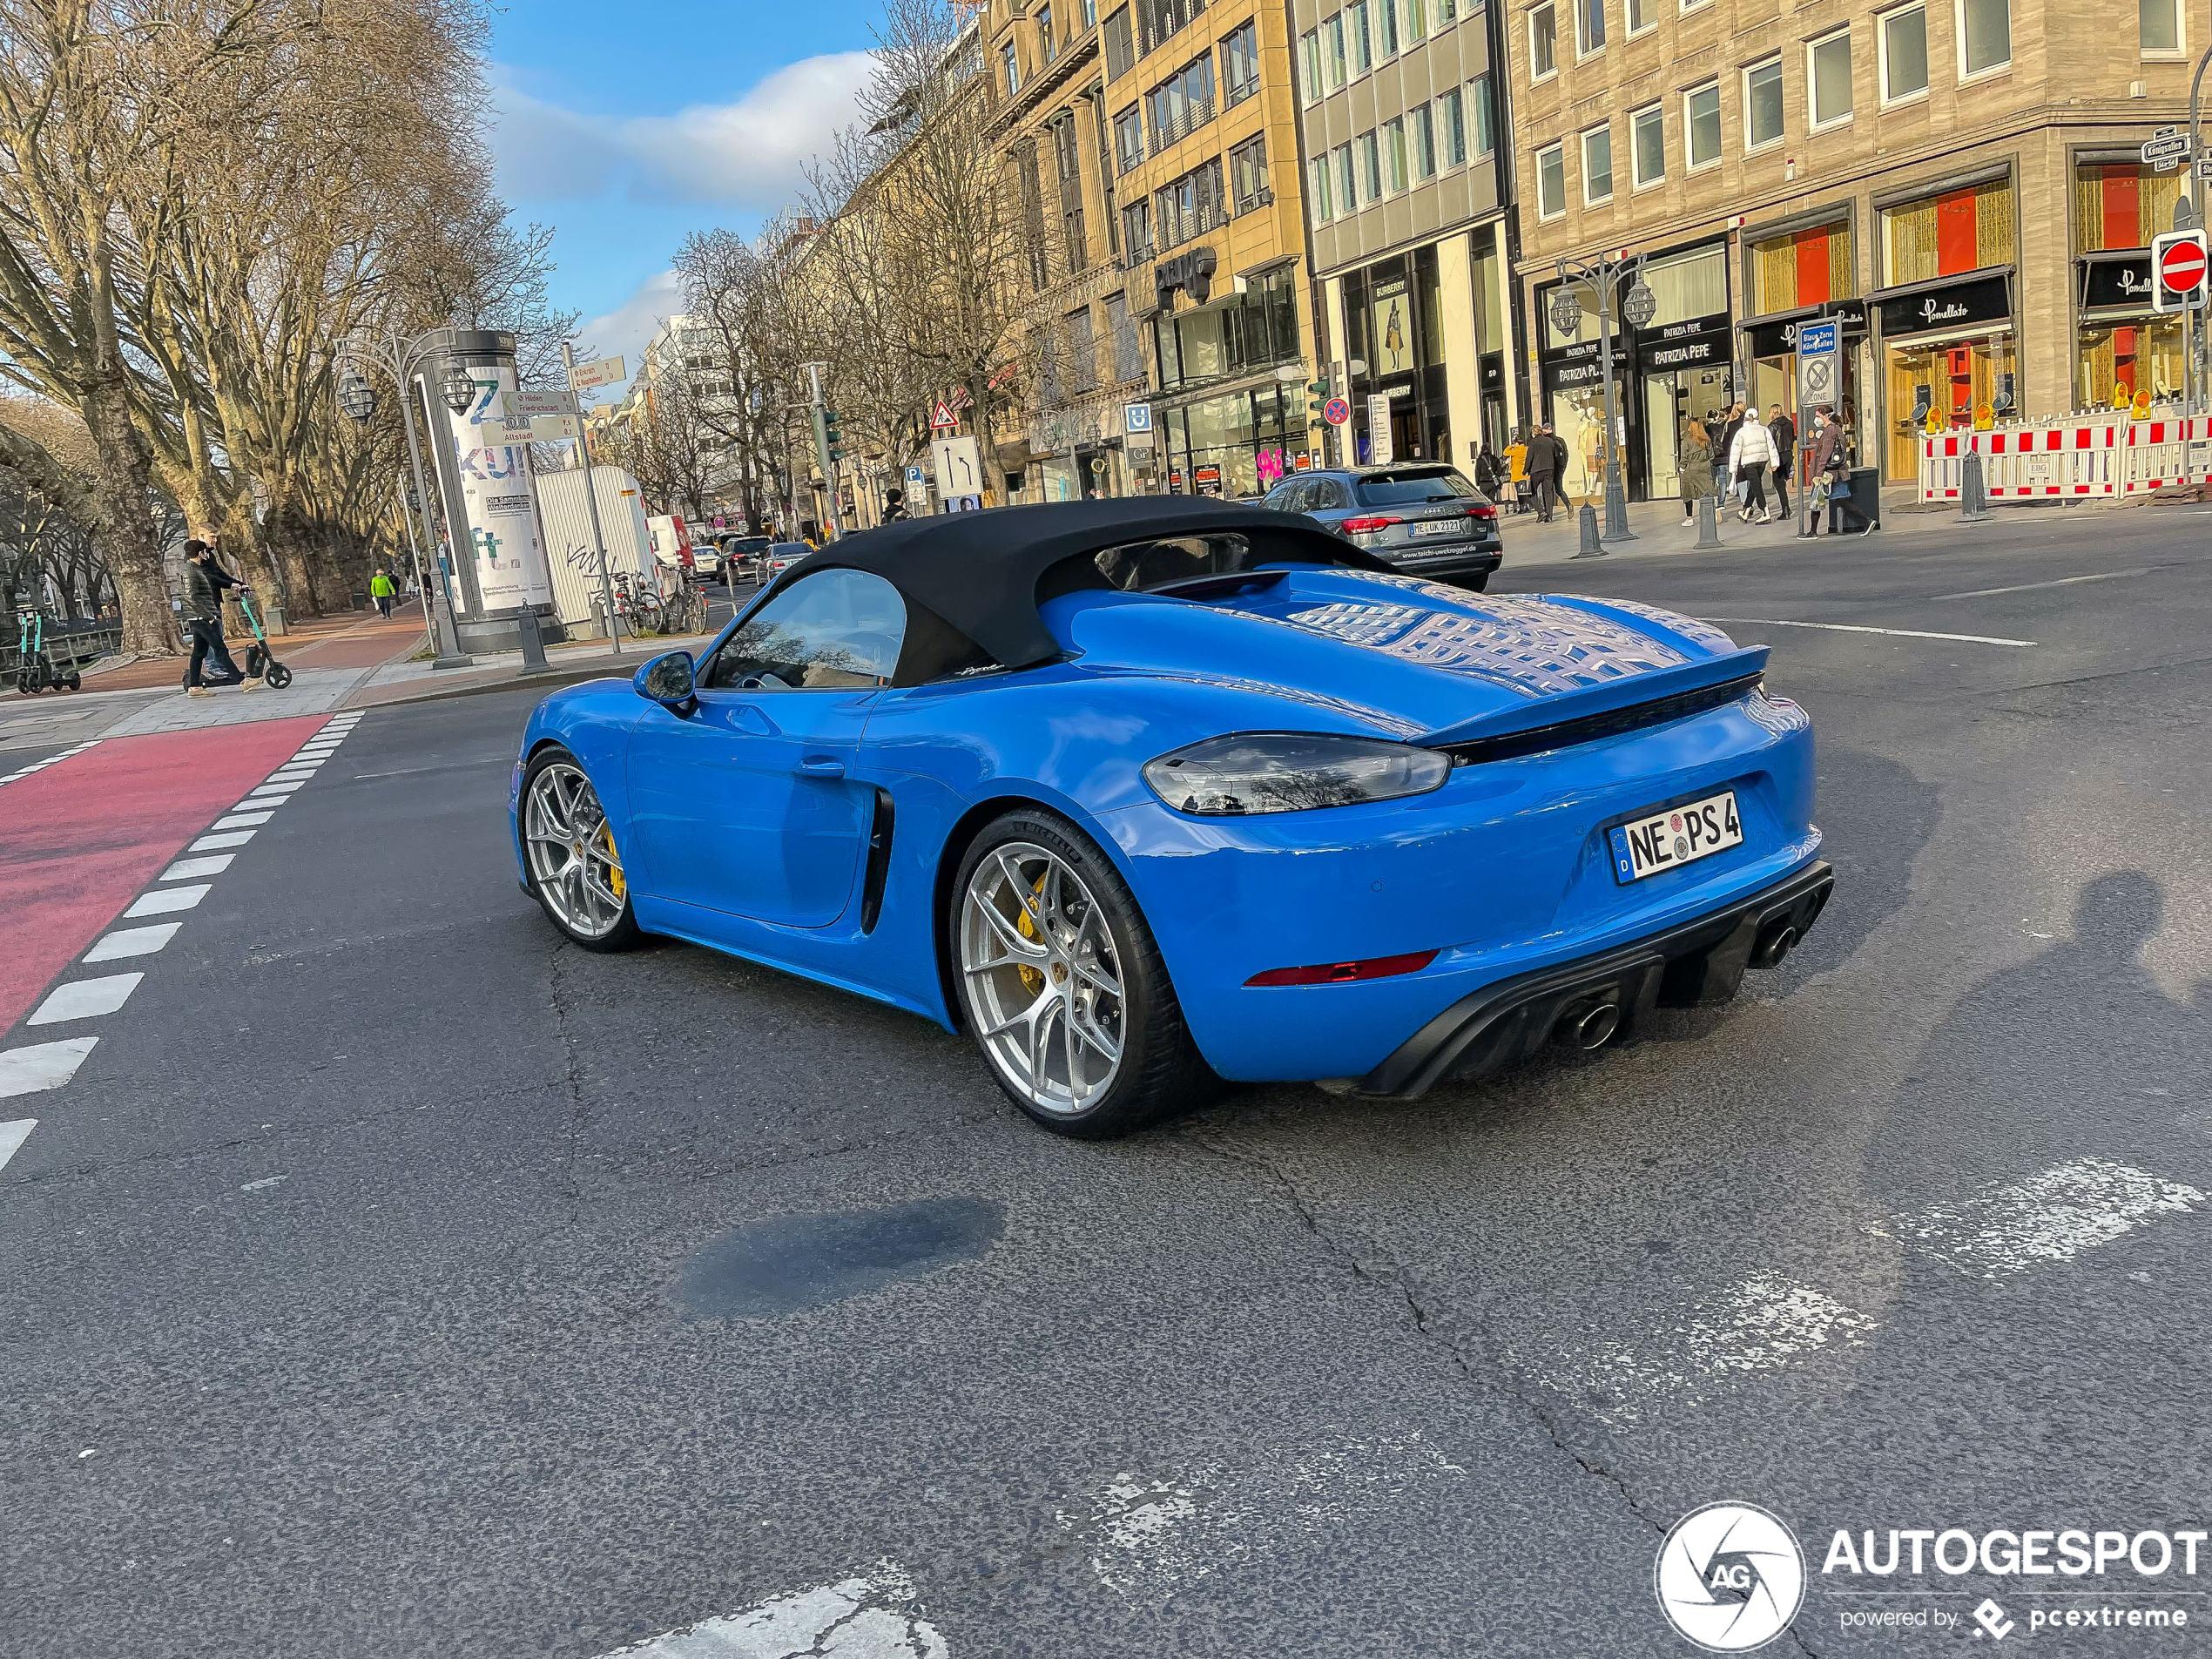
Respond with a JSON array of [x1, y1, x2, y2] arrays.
[[1917, 410, 2212, 503]]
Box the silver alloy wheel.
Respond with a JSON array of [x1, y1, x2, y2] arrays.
[[960, 840, 1127, 1115], [523, 761, 628, 940]]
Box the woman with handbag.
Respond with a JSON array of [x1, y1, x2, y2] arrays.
[[1804, 406, 1850, 536], [1677, 421, 1711, 521], [1727, 410, 1780, 523]]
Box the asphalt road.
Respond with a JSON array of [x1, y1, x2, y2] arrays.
[[4, 508, 2210, 1656]]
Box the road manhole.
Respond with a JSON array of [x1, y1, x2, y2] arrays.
[[674, 1197, 1005, 1319]]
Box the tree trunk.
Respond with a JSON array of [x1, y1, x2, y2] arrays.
[[83, 368, 181, 656], [263, 502, 323, 617]]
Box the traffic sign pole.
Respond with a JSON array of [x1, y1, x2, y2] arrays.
[[562, 340, 620, 655]]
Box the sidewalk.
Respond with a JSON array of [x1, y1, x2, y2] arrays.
[[84, 601, 429, 691], [1494, 492, 1898, 569]]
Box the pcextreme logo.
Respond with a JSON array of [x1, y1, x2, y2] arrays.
[[1656, 1502, 1808, 1651]]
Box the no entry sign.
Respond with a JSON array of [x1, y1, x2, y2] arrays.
[[2160, 236, 2206, 293]]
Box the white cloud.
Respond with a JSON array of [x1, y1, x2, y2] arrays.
[[573, 269, 685, 405], [490, 52, 876, 210]]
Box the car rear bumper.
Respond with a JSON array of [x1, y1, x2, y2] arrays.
[[1348, 860, 1833, 1099], [1385, 543, 1502, 581]]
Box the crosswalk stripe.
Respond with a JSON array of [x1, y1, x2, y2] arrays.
[[0, 1040, 98, 1099]]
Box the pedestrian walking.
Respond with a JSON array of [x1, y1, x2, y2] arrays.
[[1474, 440, 1507, 503], [1766, 403, 1797, 519], [881, 488, 910, 523], [1677, 421, 1711, 521], [1504, 430, 1531, 514], [1803, 404, 1858, 536], [1714, 403, 1747, 502], [1526, 422, 1561, 523], [181, 538, 260, 698], [370, 567, 396, 620], [1727, 410, 1781, 523]]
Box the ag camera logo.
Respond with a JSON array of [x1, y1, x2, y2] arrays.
[[1656, 1502, 1807, 1651]]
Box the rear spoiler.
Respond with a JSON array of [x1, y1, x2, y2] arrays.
[[1417, 646, 1770, 752]]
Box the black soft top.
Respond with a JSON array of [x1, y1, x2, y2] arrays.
[[764, 496, 1389, 671]]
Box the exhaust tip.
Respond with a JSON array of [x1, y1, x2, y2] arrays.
[[1555, 998, 1621, 1051], [1752, 922, 1799, 968]]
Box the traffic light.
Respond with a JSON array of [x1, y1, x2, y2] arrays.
[[822, 408, 844, 462], [1306, 379, 1329, 424]]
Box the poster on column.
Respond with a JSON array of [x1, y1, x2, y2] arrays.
[[445, 362, 554, 608]]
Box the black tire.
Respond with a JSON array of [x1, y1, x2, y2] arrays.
[[266, 664, 293, 689], [520, 745, 646, 952], [950, 807, 1221, 1138], [1467, 573, 1490, 592], [63, 672, 80, 691]]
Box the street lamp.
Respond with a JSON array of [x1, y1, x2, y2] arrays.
[[1554, 252, 1650, 548], [439, 361, 479, 417], [338, 327, 475, 669]]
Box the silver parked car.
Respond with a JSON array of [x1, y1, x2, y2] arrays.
[[1262, 464, 1504, 590]]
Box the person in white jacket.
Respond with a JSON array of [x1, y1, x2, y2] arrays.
[[1727, 415, 1780, 523]]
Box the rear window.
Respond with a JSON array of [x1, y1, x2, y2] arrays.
[[1042, 530, 1367, 599], [1356, 468, 1481, 506]]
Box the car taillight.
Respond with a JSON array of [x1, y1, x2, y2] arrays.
[[1244, 949, 1439, 987], [1339, 516, 1401, 534], [1469, 504, 1498, 519]]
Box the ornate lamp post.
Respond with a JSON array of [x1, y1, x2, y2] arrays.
[[336, 328, 474, 669], [1552, 253, 1656, 545]]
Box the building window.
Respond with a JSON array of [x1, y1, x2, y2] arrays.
[[1066, 307, 1096, 393], [1385, 115, 1409, 191], [1146, 54, 1214, 150], [2141, 0, 2182, 54], [1881, 5, 1929, 102], [1351, 0, 1374, 69], [1230, 133, 1269, 211], [1381, 0, 1401, 53], [1581, 123, 1613, 202], [1627, 0, 1654, 32], [1743, 57, 1783, 149], [1113, 104, 1144, 172], [1084, 0, 1097, 24], [1221, 21, 1259, 103], [1054, 111, 1083, 181], [1440, 86, 1466, 165], [1108, 293, 1143, 381], [1063, 206, 1088, 270], [1299, 27, 1322, 101], [1412, 102, 1438, 179], [1809, 28, 1851, 127], [1575, 0, 1603, 55], [1630, 103, 1663, 186], [1359, 129, 1383, 203], [1750, 220, 1855, 313], [1002, 41, 1021, 96], [1536, 142, 1565, 218], [1406, 0, 1429, 44], [1335, 143, 1357, 212], [1528, 2, 1556, 78], [1154, 157, 1226, 248], [1472, 72, 1495, 154], [1309, 154, 1333, 220], [1123, 199, 1152, 260], [1685, 79, 1720, 166], [1881, 177, 2015, 284], [1038, 5, 1056, 64], [1328, 13, 1348, 86], [1104, 6, 1135, 77], [1135, 0, 1201, 58], [1959, 0, 2010, 77], [2074, 163, 2185, 253]]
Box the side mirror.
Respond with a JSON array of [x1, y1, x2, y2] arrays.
[[634, 651, 697, 713]]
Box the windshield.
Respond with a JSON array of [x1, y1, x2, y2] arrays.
[[1356, 468, 1481, 506]]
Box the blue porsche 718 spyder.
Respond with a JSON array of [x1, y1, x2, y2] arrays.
[[510, 496, 1831, 1138]]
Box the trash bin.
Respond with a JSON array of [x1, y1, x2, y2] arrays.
[[1831, 468, 1880, 533]]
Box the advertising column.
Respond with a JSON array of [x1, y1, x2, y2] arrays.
[[424, 329, 554, 627]]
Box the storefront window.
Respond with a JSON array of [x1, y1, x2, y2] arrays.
[[2078, 319, 2184, 408], [1158, 270, 1300, 392], [1885, 334, 2015, 481], [1161, 385, 1299, 499], [1750, 220, 1855, 314], [1881, 179, 2014, 284], [2072, 164, 2184, 254]]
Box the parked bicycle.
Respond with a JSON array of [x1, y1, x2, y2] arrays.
[[609, 572, 664, 638]]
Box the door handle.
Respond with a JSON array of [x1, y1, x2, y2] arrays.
[[797, 755, 846, 779]]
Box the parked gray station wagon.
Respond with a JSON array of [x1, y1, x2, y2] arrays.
[[1261, 464, 1504, 590]]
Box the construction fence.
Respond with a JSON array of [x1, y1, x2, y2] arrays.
[[1916, 408, 2212, 504]]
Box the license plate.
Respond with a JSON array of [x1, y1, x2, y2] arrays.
[[1412, 517, 1467, 537], [1608, 790, 1743, 883]]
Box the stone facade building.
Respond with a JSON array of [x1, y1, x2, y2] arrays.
[[1501, 0, 2205, 500]]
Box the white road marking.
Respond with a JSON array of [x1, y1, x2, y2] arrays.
[[245, 780, 304, 796], [0, 1040, 98, 1099], [190, 830, 255, 851], [211, 811, 274, 830], [0, 738, 99, 790], [1931, 568, 2152, 601], [84, 923, 182, 961], [267, 765, 320, 780], [29, 973, 145, 1025], [161, 853, 233, 880], [1698, 617, 2037, 647], [1877, 1158, 2207, 1278], [240, 1174, 287, 1192], [1534, 1272, 1878, 1426], [125, 884, 209, 917], [595, 1564, 947, 1658], [0, 1117, 35, 1174]]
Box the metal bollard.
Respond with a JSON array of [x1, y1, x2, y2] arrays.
[[1694, 495, 1724, 550], [1959, 447, 1990, 523], [516, 607, 552, 674], [1573, 502, 1608, 558]]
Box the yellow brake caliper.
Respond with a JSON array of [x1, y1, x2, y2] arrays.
[[1015, 872, 1047, 995], [597, 821, 626, 900]]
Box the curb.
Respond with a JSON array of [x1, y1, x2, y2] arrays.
[[338, 660, 630, 711]]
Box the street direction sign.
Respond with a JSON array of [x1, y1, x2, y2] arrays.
[[931, 435, 982, 500], [1795, 320, 1839, 357], [566, 354, 626, 391], [930, 399, 960, 430], [529, 415, 582, 442], [2143, 126, 2190, 172], [2197, 155, 2212, 180], [1323, 395, 1351, 426], [1796, 317, 1840, 411], [2152, 229, 2209, 312], [503, 389, 577, 419]]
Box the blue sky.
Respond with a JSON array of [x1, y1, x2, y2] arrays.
[[488, 1, 883, 399]]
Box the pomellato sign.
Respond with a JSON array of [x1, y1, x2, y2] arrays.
[[1876, 272, 2011, 337], [2082, 254, 2157, 312]]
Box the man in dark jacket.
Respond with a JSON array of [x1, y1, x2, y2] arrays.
[[1766, 403, 1797, 518], [1473, 441, 1507, 502], [1526, 422, 1561, 522], [182, 539, 256, 697], [1714, 404, 1746, 499]]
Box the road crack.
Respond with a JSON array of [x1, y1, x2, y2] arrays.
[[544, 937, 593, 1223]]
